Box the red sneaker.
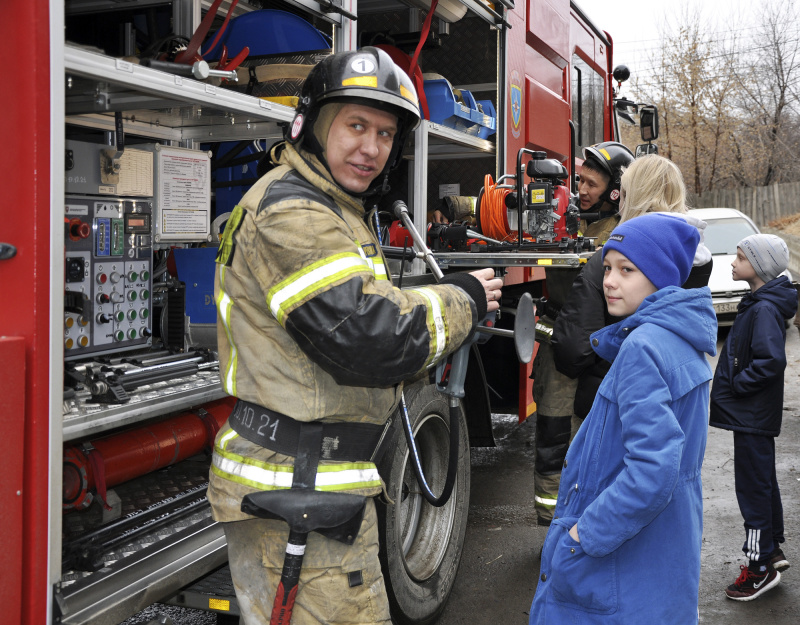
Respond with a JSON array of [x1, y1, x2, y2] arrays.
[[725, 563, 781, 601]]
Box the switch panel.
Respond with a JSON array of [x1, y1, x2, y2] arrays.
[[65, 195, 153, 360]]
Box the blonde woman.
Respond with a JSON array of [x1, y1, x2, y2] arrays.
[[550, 153, 712, 430], [619, 154, 687, 222]]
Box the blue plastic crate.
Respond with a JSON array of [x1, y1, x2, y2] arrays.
[[474, 100, 497, 139], [172, 248, 218, 324], [208, 141, 261, 217], [423, 79, 496, 138]]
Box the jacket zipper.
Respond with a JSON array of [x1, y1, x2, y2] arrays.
[[563, 482, 579, 508]]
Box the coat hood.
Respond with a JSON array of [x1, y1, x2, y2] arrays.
[[592, 286, 717, 363], [670, 212, 712, 266], [739, 275, 798, 320], [280, 142, 367, 216]]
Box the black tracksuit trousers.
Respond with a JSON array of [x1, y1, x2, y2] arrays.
[[733, 431, 785, 564]]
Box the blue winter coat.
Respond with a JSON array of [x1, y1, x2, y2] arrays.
[[530, 286, 717, 624], [710, 275, 798, 436]]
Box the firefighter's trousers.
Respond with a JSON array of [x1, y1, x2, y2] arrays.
[[224, 498, 391, 625], [531, 341, 578, 525]]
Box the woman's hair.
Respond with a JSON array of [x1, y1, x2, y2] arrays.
[[618, 154, 688, 223]]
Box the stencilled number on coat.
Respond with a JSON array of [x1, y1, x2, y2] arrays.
[[242, 405, 255, 428], [257, 414, 279, 441]]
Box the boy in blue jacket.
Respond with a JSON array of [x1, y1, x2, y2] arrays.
[[710, 233, 798, 601], [529, 213, 717, 624]]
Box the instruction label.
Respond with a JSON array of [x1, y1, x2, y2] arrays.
[[157, 148, 210, 238], [117, 149, 154, 196]]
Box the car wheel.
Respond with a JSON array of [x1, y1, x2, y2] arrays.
[[377, 381, 470, 625]]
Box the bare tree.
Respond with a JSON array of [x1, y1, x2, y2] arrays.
[[619, 5, 738, 194], [728, 0, 800, 186]]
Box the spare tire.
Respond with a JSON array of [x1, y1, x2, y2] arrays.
[[377, 381, 470, 624]]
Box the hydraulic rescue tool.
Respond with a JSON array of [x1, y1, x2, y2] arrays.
[[392, 200, 535, 506]]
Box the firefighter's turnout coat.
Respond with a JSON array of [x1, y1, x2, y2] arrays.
[[208, 142, 480, 519]]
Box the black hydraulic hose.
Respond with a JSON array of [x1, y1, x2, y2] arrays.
[[399, 395, 460, 508]]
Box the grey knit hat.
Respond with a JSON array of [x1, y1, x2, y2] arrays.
[[738, 234, 789, 283]]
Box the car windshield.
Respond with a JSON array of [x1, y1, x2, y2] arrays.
[[703, 217, 759, 255]]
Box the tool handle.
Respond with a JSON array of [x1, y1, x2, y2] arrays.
[[270, 582, 299, 625], [270, 529, 308, 625], [392, 200, 444, 281]]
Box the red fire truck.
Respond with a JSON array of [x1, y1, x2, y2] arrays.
[[1, 1, 653, 624]]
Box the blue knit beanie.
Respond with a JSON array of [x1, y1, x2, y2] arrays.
[[602, 213, 700, 290]]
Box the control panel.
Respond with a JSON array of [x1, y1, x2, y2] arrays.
[[64, 195, 153, 360]]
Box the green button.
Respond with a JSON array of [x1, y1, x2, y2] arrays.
[[128, 310, 137, 321], [141, 270, 150, 281], [127, 290, 137, 301], [141, 308, 149, 319], [128, 329, 137, 339], [115, 311, 125, 322], [115, 330, 125, 342], [140, 289, 150, 301]]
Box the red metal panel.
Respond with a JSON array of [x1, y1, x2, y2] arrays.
[[526, 0, 569, 67], [0, 1, 53, 623], [525, 45, 564, 96], [505, 3, 529, 172], [0, 338, 25, 624], [526, 78, 571, 161]]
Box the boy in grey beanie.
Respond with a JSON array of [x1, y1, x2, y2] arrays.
[[710, 232, 798, 600], [738, 234, 790, 285]]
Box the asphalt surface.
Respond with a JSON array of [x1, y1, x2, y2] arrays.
[[437, 324, 800, 625], [127, 325, 800, 625]]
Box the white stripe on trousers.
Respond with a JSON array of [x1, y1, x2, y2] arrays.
[[747, 528, 762, 562]]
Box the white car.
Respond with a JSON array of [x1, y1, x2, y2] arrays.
[[689, 207, 793, 327]]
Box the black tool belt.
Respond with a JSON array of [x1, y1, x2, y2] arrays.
[[229, 399, 392, 463]]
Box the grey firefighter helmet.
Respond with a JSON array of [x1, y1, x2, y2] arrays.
[[285, 47, 421, 190], [582, 141, 635, 208]]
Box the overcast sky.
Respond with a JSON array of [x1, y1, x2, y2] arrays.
[[578, 0, 749, 78]]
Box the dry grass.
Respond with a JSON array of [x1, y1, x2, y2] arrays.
[[767, 213, 800, 236]]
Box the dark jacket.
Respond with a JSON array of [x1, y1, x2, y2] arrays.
[[710, 276, 798, 436], [530, 286, 717, 624], [551, 252, 621, 418], [552, 251, 713, 419]]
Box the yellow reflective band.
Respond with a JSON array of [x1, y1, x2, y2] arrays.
[[534, 493, 558, 507], [211, 448, 382, 492], [268, 253, 370, 325], [356, 242, 389, 281], [216, 205, 246, 266], [218, 427, 239, 450], [537, 259, 553, 265], [599, 148, 611, 160], [400, 84, 417, 103], [411, 286, 447, 365], [343, 76, 378, 88], [216, 265, 238, 396], [372, 258, 388, 280]]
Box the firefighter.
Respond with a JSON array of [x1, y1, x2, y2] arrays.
[[207, 47, 503, 625], [531, 141, 634, 526]]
